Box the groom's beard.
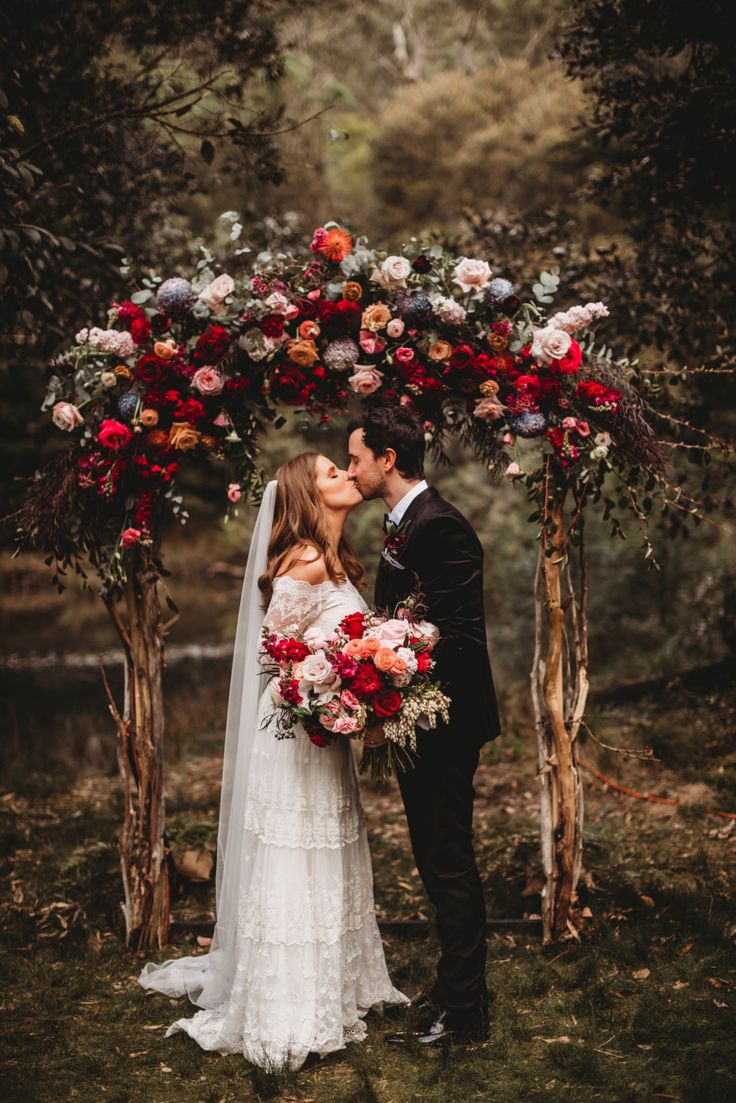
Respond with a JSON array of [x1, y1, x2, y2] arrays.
[[353, 482, 383, 502]]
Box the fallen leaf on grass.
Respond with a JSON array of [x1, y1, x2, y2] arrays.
[[639, 895, 656, 908], [707, 976, 736, 991], [534, 1035, 572, 1044], [142, 1024, 165, 1030], [128, 1050, 149, 1058], [196, 935, 212, 948], [633, 968, 650, 980], [673, 980, 689, 990]]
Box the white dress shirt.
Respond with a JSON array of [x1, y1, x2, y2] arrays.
[[388, 479, 429, 526]]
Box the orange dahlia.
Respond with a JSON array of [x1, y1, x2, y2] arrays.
[[319, 227, 353, 263]]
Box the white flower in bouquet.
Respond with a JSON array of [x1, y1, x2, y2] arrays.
[[396, 646, 419, 675], [390, 646, 419, 687], [414, 620, 440, 648], [370, 255, 411, 290], [434, 297, 467, 325], [530, 326, 572, 362], [452, 257, 492, 293], [300, 651, 341, 695], [304, 626, 328, 649], [198, 273, 235, 316], [374, 618, 411, 648]]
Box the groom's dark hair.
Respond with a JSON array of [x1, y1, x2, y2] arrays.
[[348, 406, 425, 478]]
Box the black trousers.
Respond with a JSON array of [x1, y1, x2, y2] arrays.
[[397, 729, 487, 1013]]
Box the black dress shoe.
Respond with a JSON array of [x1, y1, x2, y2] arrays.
[[384, 1002, 489, 1047]]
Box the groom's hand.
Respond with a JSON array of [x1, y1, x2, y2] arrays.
[[363, 721, 387, 748]]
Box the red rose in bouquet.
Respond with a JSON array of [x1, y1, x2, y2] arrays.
[[373, 688, 402, 718], [340, 611, 366, 640], [282, 638, 310, 662]]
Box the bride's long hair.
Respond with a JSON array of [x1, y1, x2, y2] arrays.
[[258, 452, 365, 607]]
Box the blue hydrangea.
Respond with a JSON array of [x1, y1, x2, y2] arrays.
[[397, 290, 434, 328], [156, 277, 195, 316], [484, 277, 516, 307], [117, 392, 138, 422]]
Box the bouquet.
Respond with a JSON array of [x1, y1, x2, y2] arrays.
[[259, 596, 451, 781]]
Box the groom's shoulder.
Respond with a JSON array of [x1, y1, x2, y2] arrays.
[[416, 489, 476, 535]]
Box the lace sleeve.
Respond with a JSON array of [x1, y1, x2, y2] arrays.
[[263, 577, 326, 636]]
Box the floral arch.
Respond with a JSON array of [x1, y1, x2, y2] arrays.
[[16, 220, 706, 949]]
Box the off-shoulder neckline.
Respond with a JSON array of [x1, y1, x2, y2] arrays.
[[272, 575, 349, 590]]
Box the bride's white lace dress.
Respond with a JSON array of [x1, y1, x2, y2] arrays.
[[139, 575, 408, 1069]]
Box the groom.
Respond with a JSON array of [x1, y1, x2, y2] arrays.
[[347, 406, 502, 1046]]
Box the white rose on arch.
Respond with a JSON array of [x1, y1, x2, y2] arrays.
[[530, 326, 572, 362], [198, 274, 235, 316], [452, 257, 492, 293], [370, 255, 412, 290]]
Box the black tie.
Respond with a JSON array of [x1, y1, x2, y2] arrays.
[[383, 513, 392, 534]]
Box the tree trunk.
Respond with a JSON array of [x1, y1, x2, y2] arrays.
[[101, 545, 170, 949], [531, 467, 586, 942]]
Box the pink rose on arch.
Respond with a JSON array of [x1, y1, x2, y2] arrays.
[[399, 395, 414, 407], [562, 416, 578, 430], [227, 483, 241, 503], [386, 318, 405, 338], [359, 329, 386, 356], [349, 366, 384, 395], [192, 366, 224, 396], [52, 401, 83, 432], [394, 346, 416, 365], [306, 288, 322, 301], [120, 527, 142, 549], [340, 690, 360, 711]]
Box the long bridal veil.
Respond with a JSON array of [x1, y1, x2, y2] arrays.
[[138, 479, 277, 1007]]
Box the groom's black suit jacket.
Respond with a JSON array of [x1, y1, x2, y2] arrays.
[[375, 486, 501, 747]]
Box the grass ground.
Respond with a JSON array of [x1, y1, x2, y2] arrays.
[[1, 675, 735, 1103]]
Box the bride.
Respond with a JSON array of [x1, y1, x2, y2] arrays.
[[138, 451, 409, 1069]]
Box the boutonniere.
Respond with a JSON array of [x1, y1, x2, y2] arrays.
[[381, 517, 411, 569]]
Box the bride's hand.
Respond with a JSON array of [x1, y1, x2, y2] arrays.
[[363, 721, 387, 748]]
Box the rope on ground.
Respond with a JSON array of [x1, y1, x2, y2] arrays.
[[578, 758, 736, 821]]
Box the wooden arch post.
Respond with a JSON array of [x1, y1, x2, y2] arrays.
[[531, 457, 589, 942], [100, 543, 175, 950]]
